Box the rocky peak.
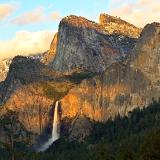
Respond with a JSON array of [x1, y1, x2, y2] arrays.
[[99, 13, 136, 27], [60, 15, 104, 32], [49, 15, 136, 73], [99, 13, 142, 38]]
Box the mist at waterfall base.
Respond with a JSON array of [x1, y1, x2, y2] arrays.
[[37, 101, 60, 152]]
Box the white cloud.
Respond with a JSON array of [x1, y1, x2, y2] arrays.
[[11, 6, 61, 25], [0, 30, 55, 60], [50, 11, 61, 21], [12, 7, 44, 25], [110, 0, 160, 27], [0, 3, 18, 20]]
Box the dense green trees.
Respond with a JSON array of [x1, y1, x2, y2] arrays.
[[140, 129, 160, 160], [0, 110, 20, 160], [0, 110, 31, 160]]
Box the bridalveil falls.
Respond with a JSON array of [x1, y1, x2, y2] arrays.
[[37, 101, 60, 152]]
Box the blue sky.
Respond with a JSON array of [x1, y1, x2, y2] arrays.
[[0, 0, 159, 60], [0, 0, 113, 40]]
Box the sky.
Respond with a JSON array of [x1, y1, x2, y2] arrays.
[[0, 0, 159, 60]]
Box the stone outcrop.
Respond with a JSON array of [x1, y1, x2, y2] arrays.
[[50, 15, 136, 73], [69, 116, 92, 141], [99, 13, 142, 38], [60, 63, 151, 121]]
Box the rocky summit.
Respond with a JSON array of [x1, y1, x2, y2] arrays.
[[0, 13, 159, 147], [99, 13, 142, 38], [49, 15, 137, 73]]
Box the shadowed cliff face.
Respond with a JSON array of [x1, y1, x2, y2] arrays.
[[131, 23, 160, 84], [61, 64, 151, 121], [99, 13, 142, 38]]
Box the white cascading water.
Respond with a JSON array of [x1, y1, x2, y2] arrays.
[[38, 101, 60, 152]]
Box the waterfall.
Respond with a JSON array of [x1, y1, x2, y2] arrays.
[[52, 101, 59, 141], [37, 101, 60, 152]]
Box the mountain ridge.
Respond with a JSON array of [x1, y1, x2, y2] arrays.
[[0, 13, 159, 146], [99, 13, 142, 38], [49, 14, 137, 73]]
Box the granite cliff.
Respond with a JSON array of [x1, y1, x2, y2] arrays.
[[50, 15, 137, 73], [0, 14, 159, 145]]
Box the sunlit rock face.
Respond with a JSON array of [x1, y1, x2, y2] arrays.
[[0, 56, 54, 144], [61, 64, 151, 121], [2, 84, 53, 134], [0, 56, 73, 144], [99, 13, 142, 38], [60, 22, 160, 121], [50, 15, 136, 73], [41, 33, 58, 65]]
